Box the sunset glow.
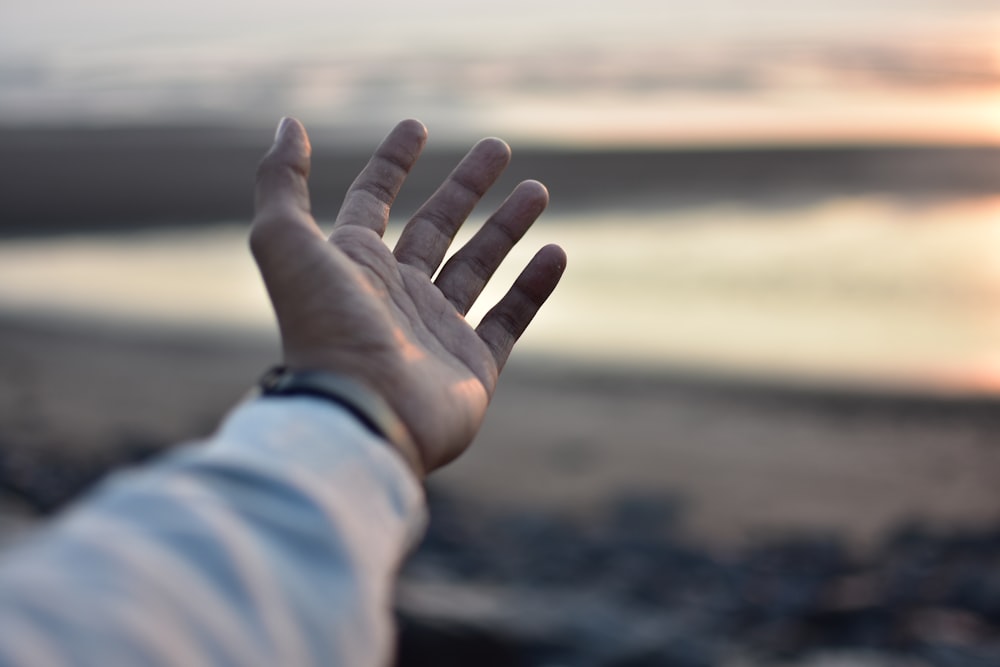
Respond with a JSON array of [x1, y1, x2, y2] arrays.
[[1, 1, 998, 148], [489, 90, 1000, 148]]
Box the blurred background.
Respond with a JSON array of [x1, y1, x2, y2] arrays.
[[1, 1, 1000, 665]]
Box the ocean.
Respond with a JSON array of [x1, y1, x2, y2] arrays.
[[1, 191, 1000, 394], [1, 1, 999, 393]]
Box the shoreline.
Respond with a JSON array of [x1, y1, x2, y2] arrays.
[[1, 125, 998, 236], [0, 312, 997, 549]]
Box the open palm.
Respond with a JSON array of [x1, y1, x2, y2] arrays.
[[251, 118, 565, 476]]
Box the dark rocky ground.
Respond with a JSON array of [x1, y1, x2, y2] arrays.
[[0, 315, 998, 666], [397, 490, 1000, 667], [1, 435, 998, 666], [5, 453, 998, 666]]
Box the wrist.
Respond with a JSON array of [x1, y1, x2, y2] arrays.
[[258, 366, 425, 479]]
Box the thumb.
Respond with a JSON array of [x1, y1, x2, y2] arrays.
[[250, 117, 322, 263], [254, 117, 313, 218]]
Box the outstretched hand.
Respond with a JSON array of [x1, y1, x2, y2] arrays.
[[251, 118, 566, 478]]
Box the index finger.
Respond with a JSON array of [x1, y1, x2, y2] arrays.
[[333, 119, 428, 236]]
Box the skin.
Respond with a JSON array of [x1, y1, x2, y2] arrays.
[[251, 117, 567, 479]]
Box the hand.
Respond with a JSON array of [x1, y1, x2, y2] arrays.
[[251, 118, 566, 478]]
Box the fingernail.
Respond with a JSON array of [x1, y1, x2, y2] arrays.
[[274, 116, 293, 143]]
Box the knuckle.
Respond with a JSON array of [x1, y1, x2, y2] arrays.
[[377, 145, 416, 175], [450, 171, 488, 199], [249, 211, 296, 258], [462, 252, 494, 284], [358, 178, 397, 207], [256, 149, 309, 189], [415, 206, 457, 237], [248, 217, 276, 258], [255, 149, 282, 183], [490, 308, 523, 339]]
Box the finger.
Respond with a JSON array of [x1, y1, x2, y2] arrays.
[[253, 117, 314, 224], [250, 117, 323, 261], [435, 180, 549, 315], [476, 244, 567, 371], [393, 137, 511, 276], [333, 118, 428, 235]]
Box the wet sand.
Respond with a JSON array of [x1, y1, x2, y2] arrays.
[[0, 313, 997, 550]]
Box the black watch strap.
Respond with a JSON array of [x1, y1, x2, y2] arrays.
[[258, 366, 412, 453]]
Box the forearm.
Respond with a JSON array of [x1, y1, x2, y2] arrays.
[[0, 397, 426, 666]]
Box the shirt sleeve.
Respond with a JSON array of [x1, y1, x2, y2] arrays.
[[0, 396, 427, 667]]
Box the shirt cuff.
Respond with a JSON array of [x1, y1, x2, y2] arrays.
[[204, 396, 428, 550]]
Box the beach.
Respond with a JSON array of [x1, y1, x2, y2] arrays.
[[1, 311, 998, 546], [2, 127, 1000, 664], [2, 121, 999, 537], [4, 0, 1000, 660], [2, 314, 1000, 665]]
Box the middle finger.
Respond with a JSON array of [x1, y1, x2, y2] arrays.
[[393, 137, 511, 276]]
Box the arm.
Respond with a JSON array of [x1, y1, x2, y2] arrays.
[[0, 118, 565, 666], [0, 398, 424, 666]]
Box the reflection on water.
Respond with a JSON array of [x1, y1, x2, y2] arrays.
[[539, 197, 1000, 393], [1, 195, 1000, 394]]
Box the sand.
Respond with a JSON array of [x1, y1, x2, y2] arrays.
[[0, 313, 997, 551]]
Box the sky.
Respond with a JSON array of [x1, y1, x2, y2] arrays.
[[1, 0, 999, 146]]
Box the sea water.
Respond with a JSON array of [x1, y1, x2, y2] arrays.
[[1, 194, 1000, 394]]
